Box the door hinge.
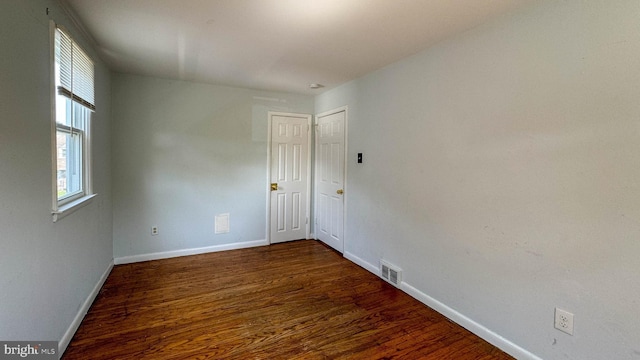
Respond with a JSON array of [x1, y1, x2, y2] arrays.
[[306, 217, 309, 224]]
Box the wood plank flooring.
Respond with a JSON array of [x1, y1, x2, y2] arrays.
[[63, 240, 514, 359]]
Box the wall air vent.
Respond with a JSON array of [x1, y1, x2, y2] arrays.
[[215, 213, 230, 234], [380, 260, 402, 287]]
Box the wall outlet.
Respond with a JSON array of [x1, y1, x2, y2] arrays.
[[151, 226, 159, 236], [554, 308, 574, 335]]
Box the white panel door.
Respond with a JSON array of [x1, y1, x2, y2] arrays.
[[269, 113, 310, 243], [315, 109, 345, 252]]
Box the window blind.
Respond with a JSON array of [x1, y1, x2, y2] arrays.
[[55, 27, 95, 111]]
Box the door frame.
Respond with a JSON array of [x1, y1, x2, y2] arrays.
[[313, 106, 348, 251], [266, 111, 312, 244]]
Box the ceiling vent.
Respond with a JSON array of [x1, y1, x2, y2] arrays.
[[380, 260, 402, 287]]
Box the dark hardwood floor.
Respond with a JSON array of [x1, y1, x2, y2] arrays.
[[63, 240, 513, 359]]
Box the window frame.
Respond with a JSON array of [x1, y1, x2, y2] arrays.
[[50, 21, 96, 222], [55, 104, 90, 205]]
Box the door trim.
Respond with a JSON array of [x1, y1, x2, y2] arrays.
[[266, 111, 312, 244], [313, 106, 348, 252]]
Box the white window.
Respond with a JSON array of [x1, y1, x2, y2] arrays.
[[52, 25, 96, 221]]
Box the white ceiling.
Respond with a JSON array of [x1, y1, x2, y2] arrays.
[[64, 0, 534, 95]]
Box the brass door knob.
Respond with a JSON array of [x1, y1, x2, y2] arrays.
[[336, 189, 344, 195], [271, 183, 278, 191]]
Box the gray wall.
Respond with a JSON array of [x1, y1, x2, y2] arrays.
[[0, 0, 113, 344], [3, 1, 639, 359], [111, 74, 314, 259], [316, 1, 640, 359]]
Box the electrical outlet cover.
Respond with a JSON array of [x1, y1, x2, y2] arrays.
[[554, 308, 574, 335]]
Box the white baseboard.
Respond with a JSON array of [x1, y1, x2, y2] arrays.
[[114, 239, 269, 265], [342, 251, 541, 360], [59, 260, 113, 357], [401, 282, 542, 360], [343, 251, 379, 274]]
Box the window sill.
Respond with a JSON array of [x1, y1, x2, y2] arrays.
[[52, 194, 97, 222]]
